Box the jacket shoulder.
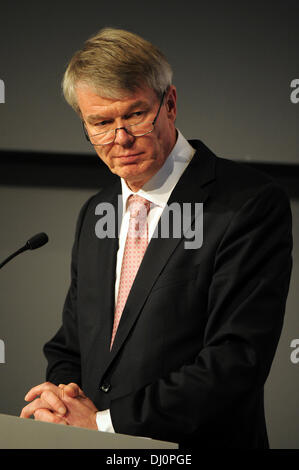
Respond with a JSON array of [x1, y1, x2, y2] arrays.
[[190, 139, 289, 208]]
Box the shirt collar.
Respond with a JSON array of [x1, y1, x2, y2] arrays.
[[121, 129, 196, 213]]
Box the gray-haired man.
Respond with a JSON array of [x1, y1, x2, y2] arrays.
[[21, 28, 292, 448]]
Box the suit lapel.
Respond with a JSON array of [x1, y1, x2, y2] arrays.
[[90, 183, 121, 358], [97, 140, 216, 381]]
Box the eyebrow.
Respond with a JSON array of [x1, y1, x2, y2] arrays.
[[86, 100, 150, 124]]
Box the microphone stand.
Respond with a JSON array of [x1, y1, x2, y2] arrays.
[[0, 246, 27, 269], [0, 233, 48, 270]]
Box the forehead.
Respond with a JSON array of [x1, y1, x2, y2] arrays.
[[75, 84, 158, 119]]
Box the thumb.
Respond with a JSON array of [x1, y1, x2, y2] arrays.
[[59, 383, 86, 398]]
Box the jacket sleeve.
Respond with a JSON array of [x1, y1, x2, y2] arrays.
[[109, 182, 293, 444], [43, 196, 93, 386]]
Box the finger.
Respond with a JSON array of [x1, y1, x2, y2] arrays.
[[58, 382, 83, 398], [40, 390, 67, 416], [63, 383, 86, 398], [20, 398, 54, 419], [58, 383, 79, 398], [58, 384, 66, 397], [62, 393, 98, 414], [34, 408, 68, 425], [24, 382, 59, 402]]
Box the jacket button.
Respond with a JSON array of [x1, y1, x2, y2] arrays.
[[100, 382, 111, 393]]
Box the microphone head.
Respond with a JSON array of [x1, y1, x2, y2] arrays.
[[26, 232, 49, 250]]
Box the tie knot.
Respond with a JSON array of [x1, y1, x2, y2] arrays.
[[128, 195, 150, 219]]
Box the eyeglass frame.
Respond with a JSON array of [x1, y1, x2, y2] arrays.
[[82, 90, 166, 146]]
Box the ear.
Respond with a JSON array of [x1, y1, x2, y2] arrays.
[[167, 100, 173, 111], [166, 85, 177, 120]]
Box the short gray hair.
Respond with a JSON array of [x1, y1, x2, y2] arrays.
[[62, 27, 173, 114]]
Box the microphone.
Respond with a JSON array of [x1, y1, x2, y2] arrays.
[[0, 232, 49, 269]]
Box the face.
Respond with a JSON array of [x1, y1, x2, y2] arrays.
[[76, 84, 177, 191]]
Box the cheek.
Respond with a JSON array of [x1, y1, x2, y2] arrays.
[[94, 147, 114, 167], [142, 135, 162, 159]]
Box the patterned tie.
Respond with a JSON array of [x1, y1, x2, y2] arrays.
[[110, 194, 151, 349]]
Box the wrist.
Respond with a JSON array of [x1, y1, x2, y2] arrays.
[[90, 411, 98, 430]]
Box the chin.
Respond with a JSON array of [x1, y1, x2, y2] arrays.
[[115, 162, 149, 179]]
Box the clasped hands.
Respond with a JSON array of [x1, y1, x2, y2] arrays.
[[20, 382, 98, 430]]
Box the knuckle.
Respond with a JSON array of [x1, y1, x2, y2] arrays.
[[32, 398, 41, 409], [41, 390, 57, 404], [43, 390, 66, 414], [40, 390, 50, 402], [44, 382, 54, 391], [52, 415, 64, 424], [33, 409, 43, 420], [66, 383, 78, 393], [64, 384, 78, 398]]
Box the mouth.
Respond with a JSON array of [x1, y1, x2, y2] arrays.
[[114, 152, 143, 163]]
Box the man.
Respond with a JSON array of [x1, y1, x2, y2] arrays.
[[20, 28, 292, 448]]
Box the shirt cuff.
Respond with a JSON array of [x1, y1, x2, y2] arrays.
[[96, 409, 115, 433]]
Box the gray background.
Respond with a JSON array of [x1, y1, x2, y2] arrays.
[[0, 0, 298, 449], [0, 0, 298, 162]]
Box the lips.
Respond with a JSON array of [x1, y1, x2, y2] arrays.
[[114, 152, 142, 158]]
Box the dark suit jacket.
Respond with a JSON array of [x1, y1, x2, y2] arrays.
[[44, 140, 293, 448]]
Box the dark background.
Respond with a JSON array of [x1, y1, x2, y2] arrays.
[[0, 0, 298, 448]]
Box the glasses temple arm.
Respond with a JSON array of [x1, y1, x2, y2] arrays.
[[152, 91, 166, 125]]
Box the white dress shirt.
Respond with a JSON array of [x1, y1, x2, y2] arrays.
[[96, 129, 196, 432]]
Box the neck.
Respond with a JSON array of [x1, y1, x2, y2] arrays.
[[125, 179, 147, 192]]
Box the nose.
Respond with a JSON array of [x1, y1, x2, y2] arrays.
[[113, 127, 135, 146]]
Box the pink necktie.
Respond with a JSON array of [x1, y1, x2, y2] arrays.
[[110, 194, 151, 349]]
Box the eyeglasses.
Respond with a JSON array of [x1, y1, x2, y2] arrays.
[[82, 91, 165, 146]]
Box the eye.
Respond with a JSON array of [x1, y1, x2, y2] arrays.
[[124, 111, 144, 120], [95, 119, 113, 127]]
